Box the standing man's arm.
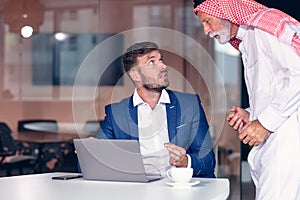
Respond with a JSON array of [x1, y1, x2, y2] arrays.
[[226, 106, 269, 146], [239, 32, 300, 146]]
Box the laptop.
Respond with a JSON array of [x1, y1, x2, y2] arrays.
[[73, 138, 162, 182]]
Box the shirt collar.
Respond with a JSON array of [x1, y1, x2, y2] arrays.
[[236, 25, 248, 40], [133, 89, 170, 107]]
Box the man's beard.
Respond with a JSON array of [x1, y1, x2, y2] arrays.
[[209, 19, 232, 44], [140, 70, 169, 92], [143, 82, 169, 92]]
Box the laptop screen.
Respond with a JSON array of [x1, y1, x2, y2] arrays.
[[74, 139, 162, 182]]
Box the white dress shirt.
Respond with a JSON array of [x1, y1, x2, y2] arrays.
[[133, 89, 191, 176], [133, 89, 170, 176]]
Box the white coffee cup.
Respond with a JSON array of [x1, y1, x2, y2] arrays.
[[166, 167, 193, 183]]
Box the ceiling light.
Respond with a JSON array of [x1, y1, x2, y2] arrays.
[[3, 0, 45, 35], [21, 25, 34, 38]]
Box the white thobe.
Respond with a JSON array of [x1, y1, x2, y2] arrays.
[[237, 25, 300, 200]]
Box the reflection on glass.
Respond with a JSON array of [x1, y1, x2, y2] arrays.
[[32, 33, 124, 86]]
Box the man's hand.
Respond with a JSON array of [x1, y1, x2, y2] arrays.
[[226, 106, 250, 131], [164, 143, 188, 167], [239, 120, 270, 146]]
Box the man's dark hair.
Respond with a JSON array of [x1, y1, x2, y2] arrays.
[[193, 0, 205, 8], [122, 42, 159, 73]]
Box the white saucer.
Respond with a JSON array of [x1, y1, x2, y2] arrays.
[[165, 180, 200, 188]]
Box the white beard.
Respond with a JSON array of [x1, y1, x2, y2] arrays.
[[209, 19, 232, 44]]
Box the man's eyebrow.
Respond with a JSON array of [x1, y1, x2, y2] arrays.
[[200, 17, 209, 23], [145, 53, 163, 62], [147, 55, 156, 60]]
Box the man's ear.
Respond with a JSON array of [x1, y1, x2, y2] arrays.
[[129, 68, 141, 82]]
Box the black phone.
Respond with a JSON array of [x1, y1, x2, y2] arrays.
[[51, 174, 83, 180]]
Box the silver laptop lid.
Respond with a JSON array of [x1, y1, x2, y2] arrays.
[[74, 139, 161, 182]]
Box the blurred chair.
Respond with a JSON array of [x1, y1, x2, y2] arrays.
[[83, 120, 102, 137], [18, 119, 58, 133], [17, 119, 76, 173], [0, 122, 37, 176], [17, 119, 60, 172], [17, 119, 59, 157]]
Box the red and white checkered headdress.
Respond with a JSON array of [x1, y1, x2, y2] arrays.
[[193, 0, 300, 56]]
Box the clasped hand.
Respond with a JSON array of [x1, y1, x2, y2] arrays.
[[226, 106, 270, 146]]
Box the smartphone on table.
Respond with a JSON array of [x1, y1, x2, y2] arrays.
[[52, 174, 83, 180]]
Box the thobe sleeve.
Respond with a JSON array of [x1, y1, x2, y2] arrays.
[[257, 34, 300, 132]]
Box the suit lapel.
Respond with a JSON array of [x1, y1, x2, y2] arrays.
[[128, 96, 139, 139], [166, 90, 179, 143], [126, 91, 180, 141]]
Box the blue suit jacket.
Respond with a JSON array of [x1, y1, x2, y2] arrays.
[[97, 90, 216, 178]]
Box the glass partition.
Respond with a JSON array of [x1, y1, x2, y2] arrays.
[[0, 0, 243, 198]]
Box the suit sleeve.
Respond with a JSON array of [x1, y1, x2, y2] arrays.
[[96, 105, 115, 139], [188, 94, 216, 178]]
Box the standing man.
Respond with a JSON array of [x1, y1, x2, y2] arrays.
[[193, 0, 300, 199], [97, 42, 216, 178]]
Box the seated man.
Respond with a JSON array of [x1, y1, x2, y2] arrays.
[[97, 42, 215, 178]]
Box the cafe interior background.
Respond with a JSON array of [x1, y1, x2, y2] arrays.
[[0, 0, 298, 199]]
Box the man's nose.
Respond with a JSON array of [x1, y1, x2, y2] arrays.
[[160, 62, 167, 70], [203, 25, 210, 35]]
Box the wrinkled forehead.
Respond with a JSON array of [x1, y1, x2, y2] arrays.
[[137, 49, 160, 58], [136, 50, 161, 64], [197, 12, 218, 21]]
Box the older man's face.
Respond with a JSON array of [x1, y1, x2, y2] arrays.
[[197, 12, 232, 44]]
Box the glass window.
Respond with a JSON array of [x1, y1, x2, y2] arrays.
[[0, 1, 244, 198]]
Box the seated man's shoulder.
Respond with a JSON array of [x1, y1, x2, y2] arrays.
[[105, 96, 131, 109], [168, 89, 198, 100]]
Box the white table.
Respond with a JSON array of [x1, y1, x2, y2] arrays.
[[0, 172, 229, 200]]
